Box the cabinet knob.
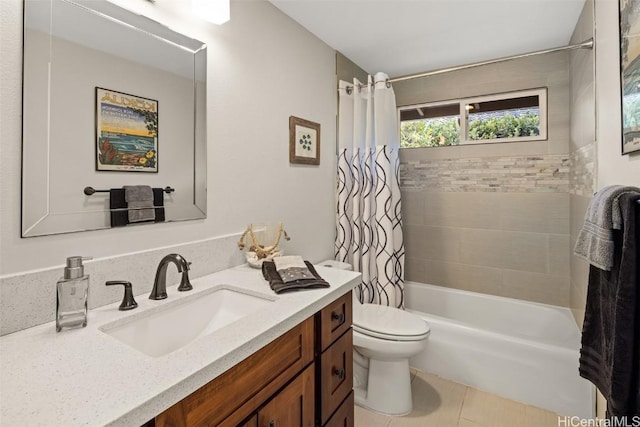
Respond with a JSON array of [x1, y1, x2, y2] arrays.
[[333, 367, 346, 380], [269, 421, 275, 427], [331, 311, 345, 324]]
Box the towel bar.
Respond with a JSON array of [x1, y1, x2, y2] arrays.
[[84, 186, 174, 196]]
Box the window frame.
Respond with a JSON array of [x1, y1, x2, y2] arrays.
[[398, 87, 548, 148]]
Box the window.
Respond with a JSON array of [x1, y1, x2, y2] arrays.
[[399, 88, 547, 148]]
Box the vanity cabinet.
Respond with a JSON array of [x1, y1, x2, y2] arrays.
[[324, 392, 355, 427], [316, 292, 353, 426], [256, 364, 315, 427], [154, 291, 353, 427]]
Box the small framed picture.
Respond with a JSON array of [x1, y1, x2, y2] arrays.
[[620, 0, 640, 155], [289, 116, 320, 165], [95, 87, 158, 172]]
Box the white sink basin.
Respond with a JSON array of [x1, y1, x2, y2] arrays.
[[100, 285, 275, 357]]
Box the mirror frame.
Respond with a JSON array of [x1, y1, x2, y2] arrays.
[[21, 0, 207, 237]]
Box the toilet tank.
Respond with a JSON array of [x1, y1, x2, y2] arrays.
[[318, 260, 353, 271], [318, 260, 360, 304]]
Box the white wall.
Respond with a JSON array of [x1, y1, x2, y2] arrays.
[[0, 0, 337, 275], [595, 0, 640, 188]]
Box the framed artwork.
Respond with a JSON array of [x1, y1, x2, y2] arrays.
[[620, 0, 640, 155], [289, 116, 320, 165], [95, 87, 159, 171]]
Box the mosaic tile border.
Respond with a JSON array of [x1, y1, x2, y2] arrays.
[[569, 143, 595, 197], [400, 154, 570, 193]]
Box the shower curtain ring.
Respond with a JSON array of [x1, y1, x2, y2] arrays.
[[385, 79, 391, 88], [345, 86, 353, 95]]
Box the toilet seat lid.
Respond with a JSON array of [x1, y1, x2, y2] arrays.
[[353, 303, 430, 341]]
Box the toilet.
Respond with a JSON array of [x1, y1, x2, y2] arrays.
[[319, 260, 431, 416]]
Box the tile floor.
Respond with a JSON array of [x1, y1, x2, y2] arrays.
[[355, 369, 560, 427]]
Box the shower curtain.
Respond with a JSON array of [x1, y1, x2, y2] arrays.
[[335, 73, 405, 308]]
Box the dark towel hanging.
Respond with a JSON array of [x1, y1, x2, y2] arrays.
[[109, 189, 128, 227], [579, 193, 640, 417], [109, 188, 166, 227], [152, 188, 166, 222]]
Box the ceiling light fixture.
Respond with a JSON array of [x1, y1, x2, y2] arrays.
[[192, 0, 230, 25]]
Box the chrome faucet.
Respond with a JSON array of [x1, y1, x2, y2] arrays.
[[149, 253, 193, 300]]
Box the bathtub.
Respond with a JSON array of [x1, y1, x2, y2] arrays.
[[405, 281, 594, 418]]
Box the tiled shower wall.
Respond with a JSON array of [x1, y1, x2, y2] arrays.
[[568, 0, 596, 327], [396, 51, 572, 307]]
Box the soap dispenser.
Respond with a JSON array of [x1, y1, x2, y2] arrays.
[[56, 256, 92, 332]]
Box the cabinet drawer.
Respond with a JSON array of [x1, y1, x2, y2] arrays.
[[240, 415, 257, 427], [319, 329, 353, 425], [156, 317, 314, 427], [258, 363, 315, 427], [318, 291, 352, 351], [324, 391, 354, 427]]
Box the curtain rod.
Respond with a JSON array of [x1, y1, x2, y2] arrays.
[[343, 38, 594, 93]]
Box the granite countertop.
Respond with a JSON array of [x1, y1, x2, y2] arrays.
[[0, 264, 360, 426]]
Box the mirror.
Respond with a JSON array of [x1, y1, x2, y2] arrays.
[[22, 0, 207, 237]]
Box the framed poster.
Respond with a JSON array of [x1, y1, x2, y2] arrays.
[[289, 116, 320, 165], [95, 87, 158, 171], [620, 0, 640, 154]]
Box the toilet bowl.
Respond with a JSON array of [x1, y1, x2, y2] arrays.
[[318, 260, 430, 415], [352, 300, 430, 415]]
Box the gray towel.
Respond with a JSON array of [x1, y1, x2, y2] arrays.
[[574, 185, 640, 270], [578, 193, 640, 416], [123, 185, 155, 223], [273, 256, 315, 283]]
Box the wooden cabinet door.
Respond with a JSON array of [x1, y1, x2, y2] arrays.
[[240, 415, 258, 427], [319, 330, 353, 425], [156, 318, 314, 427], [318, 291, 352, 352], [324, 391, 354, 427], [258, 364, 315, 427]]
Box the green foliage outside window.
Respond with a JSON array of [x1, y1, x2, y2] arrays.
[[468, 112, 540, 140], [400, 111, 540, 148], [400, 118, 460, 148]]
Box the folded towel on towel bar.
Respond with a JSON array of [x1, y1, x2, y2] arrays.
[[124, 185, 155, 223]]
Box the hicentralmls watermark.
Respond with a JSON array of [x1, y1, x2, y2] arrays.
[[557, 416, 640, 427]]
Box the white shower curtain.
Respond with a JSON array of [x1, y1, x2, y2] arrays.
[[335, 73, 405, 308]]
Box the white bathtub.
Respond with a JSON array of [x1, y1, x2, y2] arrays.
[[405, 281, 594, 418]]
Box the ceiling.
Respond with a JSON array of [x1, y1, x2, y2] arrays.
[[269, 0, 587, 78]]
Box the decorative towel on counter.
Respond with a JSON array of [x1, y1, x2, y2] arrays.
[[578, 193, 640, 417], [272, 255, 315, 283], [124, 185, 155, 223], [110, 188, 165, 227], [262, 260, 329, 294], [574, 185, 640, 270]]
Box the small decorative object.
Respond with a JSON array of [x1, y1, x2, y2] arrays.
[[95, 87, 159, 171], [289, 116, 320, 165], [237, 222, 291, 268], [620, 0, 640, 155]]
